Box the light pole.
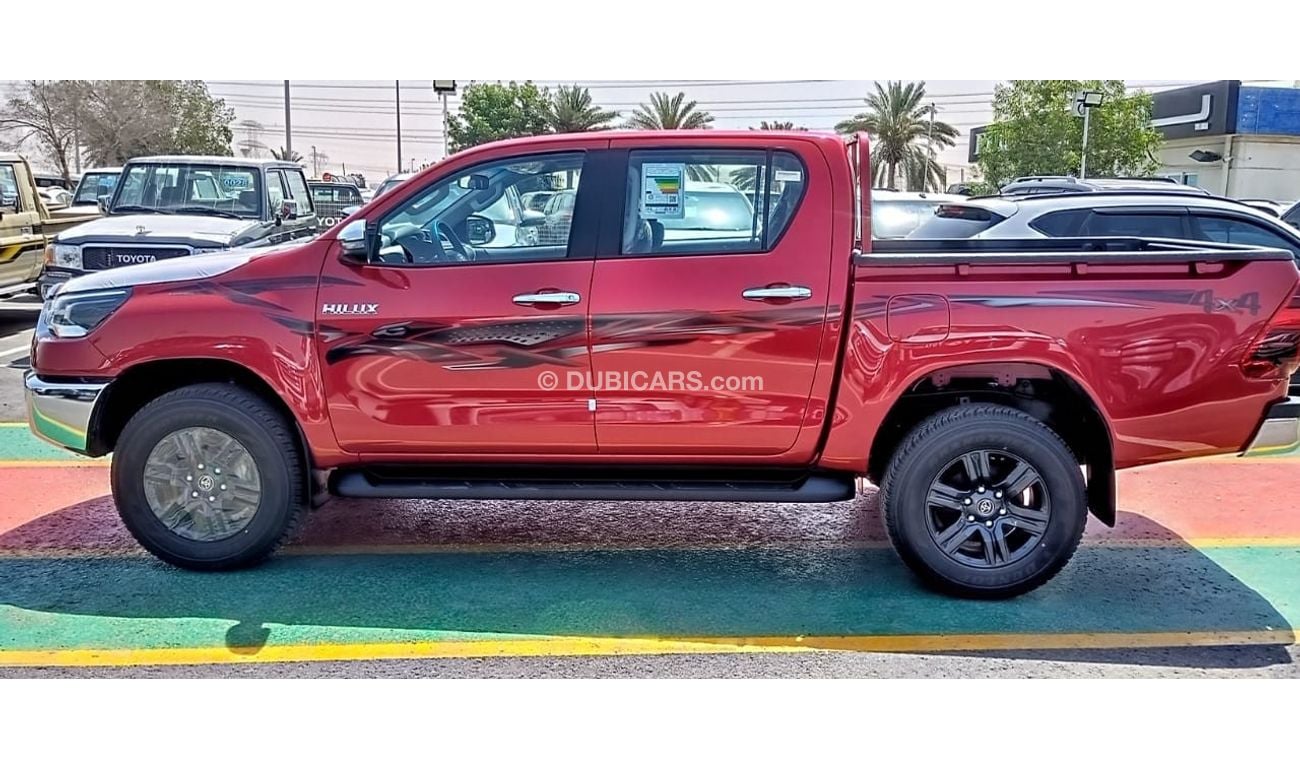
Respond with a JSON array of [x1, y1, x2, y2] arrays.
[[395, 81, 403, 173], [433, 80, 457, 159], [1073, 90, 1105, 179]]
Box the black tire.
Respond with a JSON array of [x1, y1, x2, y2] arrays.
[[111, 383, 307, 571], [880, 403, 1087, 599]]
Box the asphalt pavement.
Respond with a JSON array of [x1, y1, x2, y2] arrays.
[[0, 305, 1296, 678]]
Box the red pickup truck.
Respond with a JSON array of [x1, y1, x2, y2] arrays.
[[24, 131, 1300, 598]]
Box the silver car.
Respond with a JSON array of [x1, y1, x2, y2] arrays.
[[907, 191, 1300, 260]]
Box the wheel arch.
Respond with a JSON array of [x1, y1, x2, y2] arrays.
[[866, 360, 1116, 526], [89, 358, 313, 487]]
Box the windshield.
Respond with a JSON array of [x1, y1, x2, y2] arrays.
[[872, 200, 947, 239], [659, 190, 755, 231], [113, 163, 263, 218], [73, 172, 120, 205]]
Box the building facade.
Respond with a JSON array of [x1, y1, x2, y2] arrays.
[[969, 81, 1300, 202]]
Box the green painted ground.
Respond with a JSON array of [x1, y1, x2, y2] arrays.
[[0, 425, 93, 461], [1, 546, 1296, 652]]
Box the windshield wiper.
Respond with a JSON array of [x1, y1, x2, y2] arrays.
[[171, 206, 245, 220], [112, 205, 173, 215]]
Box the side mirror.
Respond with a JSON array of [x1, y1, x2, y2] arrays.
[[337, 218, 371, 264], [97, 195, 112, 214], [465, 214, 496, 246], [278, 198, 299, 221]]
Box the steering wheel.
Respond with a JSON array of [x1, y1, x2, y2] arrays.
[[435, 222, 475, 263]]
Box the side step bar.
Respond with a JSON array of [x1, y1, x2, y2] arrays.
[[330, 467, 857, 504]]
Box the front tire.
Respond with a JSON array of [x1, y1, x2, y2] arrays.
[[880, 403, 1087, 599], [111, 383, 307, 570]]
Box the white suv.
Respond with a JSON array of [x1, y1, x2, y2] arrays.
[[908, 191, 1300, 260]]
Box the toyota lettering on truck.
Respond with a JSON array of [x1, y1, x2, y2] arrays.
[[22, 130, 1300, 599]]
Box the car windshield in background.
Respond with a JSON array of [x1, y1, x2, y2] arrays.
[[872, 200, 948, 239], [113, 164, 263, 219], [659, 191, 756, 232], [907, 204, 1008, 238], [74, 172, 120, 205]]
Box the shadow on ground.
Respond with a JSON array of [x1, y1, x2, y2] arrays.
[[0, 493, 1293, 669]]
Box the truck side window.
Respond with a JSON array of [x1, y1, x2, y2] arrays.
[[266, 171, 287, 212], [0, 165, 18, 210], [621, 149, 805, 256], [283, 171, 314, 215], [375, 152, 585, 266]]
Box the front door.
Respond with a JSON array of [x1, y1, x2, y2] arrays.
[[587, 140, 836, 456], [317, 145, 606, 455]]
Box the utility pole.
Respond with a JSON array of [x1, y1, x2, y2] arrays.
[[395, 80, 403, 173], [283, 81, 292, 155], [311, 145, 319, 177], [925, 103, 935, 191]]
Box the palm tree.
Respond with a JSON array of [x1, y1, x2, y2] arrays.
[[835, 81, 957, 191], [270, 146, 302, 163], [547, 85, 618, 133], [626, 92, 713, 130], [753, 121, 806, 131]]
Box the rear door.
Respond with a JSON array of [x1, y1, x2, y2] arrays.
[[316, 141, 610, 455], [586, 137, 835, 457]]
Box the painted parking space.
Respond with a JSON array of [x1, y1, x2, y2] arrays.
[[0, 422, 1297, 668]]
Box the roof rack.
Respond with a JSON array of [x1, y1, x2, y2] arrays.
[[977, 189, 1278, 209]]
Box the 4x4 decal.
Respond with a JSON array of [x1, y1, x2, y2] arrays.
[[1188, 289, 1261, 316]]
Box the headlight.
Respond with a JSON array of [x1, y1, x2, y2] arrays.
[[46, 243, 83, 270], [44, 288, 131, 338]]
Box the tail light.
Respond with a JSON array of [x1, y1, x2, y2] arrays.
[[1242, 287, 1300, 381]]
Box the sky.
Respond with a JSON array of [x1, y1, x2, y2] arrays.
[[3, 79, 1228, 183], [205, 79, 1218, 185]]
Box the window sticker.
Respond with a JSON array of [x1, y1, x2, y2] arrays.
[[774, 169, 803, 183], [640, 162, 686, 219]]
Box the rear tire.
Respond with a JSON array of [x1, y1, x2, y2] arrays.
[[111, 383, 307, 570], [880, 403, 1087, 599]]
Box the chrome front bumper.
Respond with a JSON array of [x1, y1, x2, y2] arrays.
[[1244, 397, 1300, 457], [24, 371, 108, 455]]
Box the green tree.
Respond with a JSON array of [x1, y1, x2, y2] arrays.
[[0, 80, 84, 182], [835, 81, 957, 191], [547, 85, 617, 133], [163, 80, 235, 156], [446, 81, 553, 153], [626, 92, 713, 130], [78, 80, 234, 164], [754, 120, 805, 131], [976, 80, 1162, 188]]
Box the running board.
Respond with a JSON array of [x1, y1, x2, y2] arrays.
[[330, 466, 856, 503]]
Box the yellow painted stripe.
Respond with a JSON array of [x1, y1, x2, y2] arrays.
[[1, 629, 1297, 668], [0, 422, 31, 427]]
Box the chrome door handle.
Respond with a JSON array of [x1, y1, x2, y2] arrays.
[[742, 286, 812, 301], [513, 291, 582, 306]]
